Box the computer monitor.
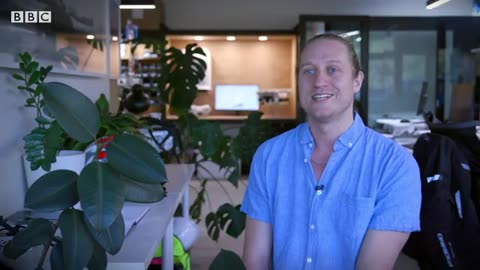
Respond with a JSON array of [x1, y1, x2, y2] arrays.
[[215, 84, 260, 111]]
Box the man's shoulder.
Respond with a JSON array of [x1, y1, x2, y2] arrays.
[[363, 128, 414, 161]]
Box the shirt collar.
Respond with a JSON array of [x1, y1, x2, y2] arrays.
[[299, 113, 366, 149]]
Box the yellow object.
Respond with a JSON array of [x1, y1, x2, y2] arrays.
[[155, 235, 191, 270]]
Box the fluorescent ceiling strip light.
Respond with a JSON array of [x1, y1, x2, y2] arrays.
[[426, 0, 451, 9], [119, 5, 156, 9]]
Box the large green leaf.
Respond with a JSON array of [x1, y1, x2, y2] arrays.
[[205, 212, 220, 242], [42, 82, 100, 143], [217, 204, 246, 238], [42, 121, 65, 169], [78, 162, 125, 230], [58, 209, 94, 270], [165, 44, 206, 115], [205, 204, 246, 241], [209, 249, 246, 270], [87, 243, 107, 270], [122, 176, 166, 203], [23, 126, 59, 171], [3, 218, 54, 259], [25, 170, 79, 212], [50, 242, 64, 270], [107, 134, 167, 184], [84, 212, 125, 255]]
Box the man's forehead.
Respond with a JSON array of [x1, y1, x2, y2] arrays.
[[301, 41, 348, 62]]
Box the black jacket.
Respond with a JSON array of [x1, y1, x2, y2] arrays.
[[403, 133, 480, 269]]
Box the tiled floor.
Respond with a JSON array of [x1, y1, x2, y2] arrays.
[[187, 178, 420, 270]]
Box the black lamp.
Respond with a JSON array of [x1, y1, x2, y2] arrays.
[[121, 84, 151, 114], [426, 0, 451, 9]]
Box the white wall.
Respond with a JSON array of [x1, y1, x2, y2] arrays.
[[0, 67, 109, 217], [164, 0, 473, 30]]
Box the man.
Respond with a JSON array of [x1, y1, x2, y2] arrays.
[[241, 33, 421, 270]]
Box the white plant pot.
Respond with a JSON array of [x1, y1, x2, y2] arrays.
[[23, 150, 86, 188]]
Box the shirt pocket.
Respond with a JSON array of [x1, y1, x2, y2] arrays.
[[332, 193, 375, 244]]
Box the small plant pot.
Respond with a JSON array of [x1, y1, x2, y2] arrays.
[[23, 150, 86, 188]]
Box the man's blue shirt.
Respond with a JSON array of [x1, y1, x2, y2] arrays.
[[241, 114, 421, 270]]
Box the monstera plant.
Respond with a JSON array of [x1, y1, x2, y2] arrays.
[[131, 37, 273, 269], [3, 82, 168, 270]]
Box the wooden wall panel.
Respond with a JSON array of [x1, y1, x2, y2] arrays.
[[168, 36, 296, 119]]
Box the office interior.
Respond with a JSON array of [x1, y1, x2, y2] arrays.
[[1, 0, 480, 269]]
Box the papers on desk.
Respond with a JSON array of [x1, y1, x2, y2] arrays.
[[376, 118, 429, 137], [122, 204, 151, 236]]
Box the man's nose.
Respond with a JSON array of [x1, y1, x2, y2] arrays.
[[314, 71, 329, 87]]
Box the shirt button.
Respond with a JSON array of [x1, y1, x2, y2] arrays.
[[310, 224, 315, 230], [304, 158, 308, 163], [316, 190, 322, 195], [307, 257, 312, 263], [348, 142, 353, 147], [308, 143, 313, 148]]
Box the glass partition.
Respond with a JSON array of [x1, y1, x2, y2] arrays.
[[368, 30, 437, 126]]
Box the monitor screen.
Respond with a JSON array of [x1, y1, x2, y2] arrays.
[[215, 84, 260, 111]]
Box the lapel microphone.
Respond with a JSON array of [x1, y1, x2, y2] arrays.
[[315, 185, 325, 191]]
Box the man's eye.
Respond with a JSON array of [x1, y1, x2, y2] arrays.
[[327, 67, 338, 73], [303, 69, 315, 75]]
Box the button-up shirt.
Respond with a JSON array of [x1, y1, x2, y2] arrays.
[[241, 114, 421, 270]]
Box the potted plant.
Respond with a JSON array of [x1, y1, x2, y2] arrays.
[[11, 52, 82, 187], [3, 56, 169, 270], [12, 53, 146, 187]]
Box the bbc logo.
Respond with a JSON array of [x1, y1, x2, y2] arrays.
[[11, 11, 51, 23]]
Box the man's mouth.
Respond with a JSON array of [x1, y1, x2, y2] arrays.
[[312, 93, 334, 101]]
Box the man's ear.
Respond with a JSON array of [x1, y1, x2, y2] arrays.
[[353, 71, 364, 93]]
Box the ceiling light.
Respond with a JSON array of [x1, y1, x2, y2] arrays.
[[258, 36, 268, 41], [226, 36, 236, 41], [194, 36, 204, 41], [426, 0, 451, 9], [120, 5, 155, 9], [112, 36, 118, 41], [86, 35, 94, 40], [120, 0, 155, 9]]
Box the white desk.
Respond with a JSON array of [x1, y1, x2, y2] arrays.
[[107, 164, 194, 270]]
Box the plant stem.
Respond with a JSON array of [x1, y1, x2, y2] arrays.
[[36, 222, 59, 269], [196, 163, 234, 204]]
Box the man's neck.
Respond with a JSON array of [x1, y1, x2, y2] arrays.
[[308, 113, 355, 151]]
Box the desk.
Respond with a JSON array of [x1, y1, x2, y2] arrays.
[[108, 164, 194, 270], [376, 118, 428, 136]]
